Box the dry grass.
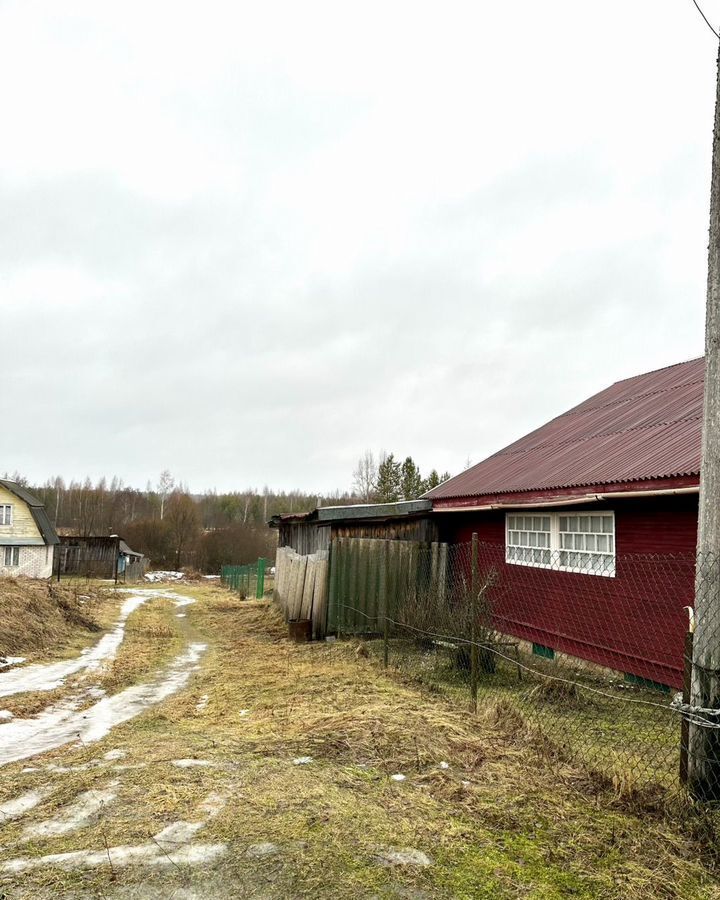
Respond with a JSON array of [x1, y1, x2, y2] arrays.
[[1, 586, 719, 899], [0, 578, 116, 660], [95, 600, 184, 694]]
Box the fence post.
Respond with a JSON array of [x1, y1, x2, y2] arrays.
[[470, 532, 479, 713], [680, 628, 694, 785], [256, 558, 266, 599], [381, 540, 390, 668]]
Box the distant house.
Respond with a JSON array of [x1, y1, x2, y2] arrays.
[[425, 357, 705, 689], [58, 535, 145, 581], [0, 480, 60, 578]]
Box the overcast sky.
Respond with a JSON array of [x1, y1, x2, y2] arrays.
[[1, 1, 718, 494]]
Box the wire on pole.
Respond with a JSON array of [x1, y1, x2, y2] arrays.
[[691, 0, 720, 40]]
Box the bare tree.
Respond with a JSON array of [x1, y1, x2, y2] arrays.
[[352, 450, 378, 501], [165, 491, 200, 570], [157, 470, 175, 521]]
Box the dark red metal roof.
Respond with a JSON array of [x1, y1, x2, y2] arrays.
[[426, 358, 705, 502]]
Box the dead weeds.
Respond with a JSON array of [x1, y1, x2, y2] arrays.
[[0, 578, 113, 660], [1, 586, 719, 899]]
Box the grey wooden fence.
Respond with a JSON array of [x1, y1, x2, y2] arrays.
[[273, 546, 330, 640]]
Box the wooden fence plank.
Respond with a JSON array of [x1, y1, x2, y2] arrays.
[[300, 555, 316, 621], [312, 553, 329, 640], [327, 540, 339, 633]]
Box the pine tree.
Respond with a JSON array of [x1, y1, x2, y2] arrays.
[[423, 469, 441, 493], [375, 453, 402, 502], [400, 456, 423, 500]]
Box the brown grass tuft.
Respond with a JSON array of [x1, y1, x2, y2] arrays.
[[0, 578, 107, 658]]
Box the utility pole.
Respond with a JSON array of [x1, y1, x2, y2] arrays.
[[689, 40, 720, 802]]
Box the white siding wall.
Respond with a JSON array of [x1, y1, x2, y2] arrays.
[[0, 545, 54, 579]]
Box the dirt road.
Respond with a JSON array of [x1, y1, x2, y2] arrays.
[[0, 583, 718, 899]]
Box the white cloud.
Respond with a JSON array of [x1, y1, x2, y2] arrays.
[[0, 0, 716, 491]]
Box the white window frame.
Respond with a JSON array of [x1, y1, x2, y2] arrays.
[[3, 546, 20, 567], [0, 505, 12, 527], [506, 511, 616, 578]]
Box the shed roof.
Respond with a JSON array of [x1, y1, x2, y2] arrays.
[[118, 539, 143, 558], [270, 499, 432, 527], [425, 357, 705, 502], [0, 480, 60, 545]]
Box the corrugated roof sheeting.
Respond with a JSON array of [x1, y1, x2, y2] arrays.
[[427, 358, 705, 500]]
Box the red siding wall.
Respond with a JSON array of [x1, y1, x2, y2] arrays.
[[439, 495, 698, 689]]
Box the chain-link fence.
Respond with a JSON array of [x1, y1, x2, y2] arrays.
[[330, 536, 720, 803]]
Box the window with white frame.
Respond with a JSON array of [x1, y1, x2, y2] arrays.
[[3, 546, 19, 566], [506, 514, 552, 566], [506, 511, 615, 577], [0, 505, 12, 526]]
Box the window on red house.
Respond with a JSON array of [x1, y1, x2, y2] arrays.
[[506, 512, 616, 577]]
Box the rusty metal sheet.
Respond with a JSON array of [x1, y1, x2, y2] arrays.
[[426, 358, 705, 500]]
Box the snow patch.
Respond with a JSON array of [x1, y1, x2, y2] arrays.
[[0, 642, 208, 766], [171, 759, 214, 769], [198, 793, 227, 818], [2, 788, 228, 872], [144, 571, 184, 583], [246, 842, 280, 858], [375, 848, 433, 867], [0, 657, 26, 670], [1, 842, 226, 872], [153, 821, 204, 849], [0, 595, 151, 698], [390, 773, 406, 782], [293, 756, 313, 765], [0, 711, 14, 722], [21, 782, 118, 840], [103, 749, 126, 761], [0, 789, 51, 823], [195, 695, 209, 711]]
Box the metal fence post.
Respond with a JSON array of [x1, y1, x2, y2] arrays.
[[470, 532, 479, 713]]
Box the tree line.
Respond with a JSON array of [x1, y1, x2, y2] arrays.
[[2, 470, 355, 572], [352, 451, 450, 503], [3, 456, 453, 572]]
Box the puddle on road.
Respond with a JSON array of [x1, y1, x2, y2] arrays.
[[0, 590, 197, 699], [0, 643, 207, 767]]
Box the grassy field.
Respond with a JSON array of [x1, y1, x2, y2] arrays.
[[0, 582, 719, 898]]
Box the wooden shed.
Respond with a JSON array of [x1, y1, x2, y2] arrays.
[[269, 499, 436, 554]]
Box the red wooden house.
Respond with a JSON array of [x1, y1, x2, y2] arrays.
[[426, 357, 705, 690]]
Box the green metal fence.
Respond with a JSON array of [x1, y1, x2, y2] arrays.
[[220, 558, 269, 599]]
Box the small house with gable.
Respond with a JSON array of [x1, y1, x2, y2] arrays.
[[0, 480, 60, 578]]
